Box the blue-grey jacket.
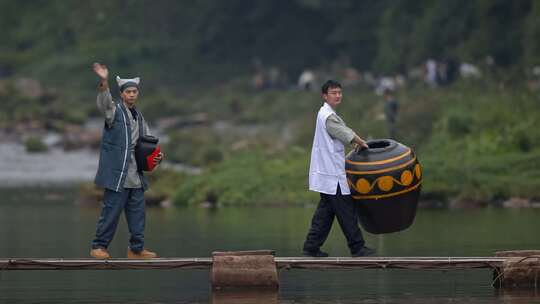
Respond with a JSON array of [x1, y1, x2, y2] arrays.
[[94, 103, 149, 192]]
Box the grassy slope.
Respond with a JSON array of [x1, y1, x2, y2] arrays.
[[169, 80, 540, 206]]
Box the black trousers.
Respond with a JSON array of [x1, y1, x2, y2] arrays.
[[303, 185, 365, 254]]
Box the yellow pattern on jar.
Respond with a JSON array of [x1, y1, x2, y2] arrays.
[[414, 164, 422, 179], [377, 176, 394, 192], [400, 170, 413, 186], [356, 178, 371, 194]]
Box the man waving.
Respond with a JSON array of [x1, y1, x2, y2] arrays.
[[90, 63, 163, 259]]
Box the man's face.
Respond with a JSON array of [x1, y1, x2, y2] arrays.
[[323, 86, 343, 109], [120, 87, 139, 107]]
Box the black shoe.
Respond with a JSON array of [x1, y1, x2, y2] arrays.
[[351, 246, 376, 257], [303, 250, 329, 257]]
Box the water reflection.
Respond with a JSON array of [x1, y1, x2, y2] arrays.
[[494, 288, 540, 304], [212, 289, 278, 304]]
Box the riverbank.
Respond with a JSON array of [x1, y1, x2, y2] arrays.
[[1, 78, 539, 207], [0, 138, 184, 208], [170, 81, 540, 207], [0, 142, 97, 187]]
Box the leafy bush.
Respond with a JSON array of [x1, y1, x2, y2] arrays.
[[165, 128, 224, 166], [418, 82, 540, 201], [24, 136, 48, 153], [173, 148, 317, 206]]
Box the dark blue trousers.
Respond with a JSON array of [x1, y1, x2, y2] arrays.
[[303, 185, 365, 254], [91, 188, 145, 253]]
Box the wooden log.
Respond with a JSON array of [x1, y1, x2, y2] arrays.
[[211, 251, 278, 290], [213, 250, 275, 256], [493, 250, 540, 289]]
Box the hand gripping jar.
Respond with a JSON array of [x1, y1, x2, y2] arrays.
[[346, 139, 422, 234]]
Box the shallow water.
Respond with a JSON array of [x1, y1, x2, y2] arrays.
[[1, 188, 540, 303], [0, 143, 97, 186]]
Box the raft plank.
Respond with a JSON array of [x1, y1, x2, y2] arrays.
[[0, 258, 213, 270], [276, 257, 506, 270], [0, 257, 506, 271]]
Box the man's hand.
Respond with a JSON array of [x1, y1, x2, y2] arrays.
[[93, 62, 109, 80], [352, 135, 369, 151], [153, 152, 164, 166]]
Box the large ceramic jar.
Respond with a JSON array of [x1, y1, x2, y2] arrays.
[[346, 139, 422, 234]]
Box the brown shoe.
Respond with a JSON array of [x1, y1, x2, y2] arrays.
[[90, 248, 111, 259], [127, 248, 157, 259]]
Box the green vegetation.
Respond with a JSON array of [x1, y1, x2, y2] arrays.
[[145, 169, 187, 203], [418, 82, 540, 202], [173, 148, 317, 206], [2, 1, 540, 130], [1, 1, 540, 206], [1, 1, 540, 88], [24, 136, 47, 153], [171, 80, 540, 206]]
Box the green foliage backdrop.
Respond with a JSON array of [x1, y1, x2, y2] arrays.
[[2, 0, 540, 87], [2, 1, 540, 205]]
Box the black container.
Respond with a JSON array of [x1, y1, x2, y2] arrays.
[[346, 139, 422, 234], [135, 135, 160, 172]]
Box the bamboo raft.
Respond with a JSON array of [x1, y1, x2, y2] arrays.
[[1, 250, 539, 289], [0, 256, 505, 271]]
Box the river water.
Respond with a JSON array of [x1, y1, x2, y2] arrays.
[[1, 188, 540, 303], [0, 143, 98, 186]]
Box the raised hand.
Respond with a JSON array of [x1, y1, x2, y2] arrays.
[[93, 62, 109, 80]]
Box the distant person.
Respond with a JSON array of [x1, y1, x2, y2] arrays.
[[375, 76, 396, 95], [383, 89, 399, 139], [460, 62, 482, 79], [90, 63, 163, 259], [298, 69, 316, 91], [302, 80, 376, 257], [425, 59, 438, 87]]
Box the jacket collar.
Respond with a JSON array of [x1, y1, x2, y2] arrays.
[[323, 102, 336, 114]]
